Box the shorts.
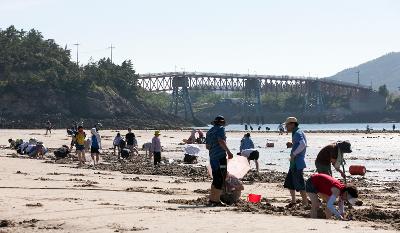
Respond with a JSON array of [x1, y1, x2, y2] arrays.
[[283, 167, 305, 191], [91, 147, 100, 154], [76, 144, 85, 151], [305, 177, 317, 194], [153, 152, 161, 165], [210, 157, 227, 190], [315, 162, 332, 176], [248, 151, 259, 160]]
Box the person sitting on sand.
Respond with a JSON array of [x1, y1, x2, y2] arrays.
[[220, 174, 244, 205], [70, 126, 86, 166], [306, 173, 359, 220], [206, 115, 233, 206], [195, 129, 206, 144], [150, 131, 162, 166], [113, 133, 123, 157], [8, 139, 16, 149], [90, 128, 101, 167], [240, 133, 254, 152], [186, 129, 196, 144], [315, 141, 352, 178], [238, 149, 260, 173]]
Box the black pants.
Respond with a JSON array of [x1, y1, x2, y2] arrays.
[[210, 157, 227, 190], [154, 152, 161, 165]]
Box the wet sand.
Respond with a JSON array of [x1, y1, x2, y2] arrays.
[[0, 129, 399, 232]]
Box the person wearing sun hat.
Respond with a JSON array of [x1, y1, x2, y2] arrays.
[[150, 130, 162, 166], [283, 116, 309, 207]]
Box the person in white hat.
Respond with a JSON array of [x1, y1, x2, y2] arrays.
[[283, 117, 309, 207]]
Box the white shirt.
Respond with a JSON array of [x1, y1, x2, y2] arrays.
[[240, 149, 257, 158]]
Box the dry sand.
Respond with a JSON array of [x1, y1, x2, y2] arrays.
[[0, 129, 399, 233]]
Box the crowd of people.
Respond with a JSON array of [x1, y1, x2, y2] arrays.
[[8, 138, 48, 159], [7, 116, 360, 220], [205, 115, 358, 220]]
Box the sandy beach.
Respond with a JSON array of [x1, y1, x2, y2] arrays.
[[0, 129, 399, 233]]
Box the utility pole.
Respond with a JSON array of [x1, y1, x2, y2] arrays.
[[108, 44, 115, 63], [356, 70, 360, 85], [73, 43, 80, 65]]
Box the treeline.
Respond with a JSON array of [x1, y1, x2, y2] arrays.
[[0, 26, 138, 99], [185, 90, 348, 112], [0, 26, 187, 128]]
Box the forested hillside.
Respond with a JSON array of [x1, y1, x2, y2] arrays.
[[0, 26, 186, 129]]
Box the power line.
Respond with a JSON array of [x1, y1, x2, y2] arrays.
[[107, 44, 116, 63]]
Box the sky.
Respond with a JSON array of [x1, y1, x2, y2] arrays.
[[1, 0, 399, 77]]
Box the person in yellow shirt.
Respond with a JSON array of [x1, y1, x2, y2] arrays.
[[70, 126, 86, 166]]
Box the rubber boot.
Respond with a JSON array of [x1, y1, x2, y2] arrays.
[[209, 185, 222, 202]]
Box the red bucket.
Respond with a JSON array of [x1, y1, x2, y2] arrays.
[[247, 194, 262, 203], [349, 165, 366, 176]]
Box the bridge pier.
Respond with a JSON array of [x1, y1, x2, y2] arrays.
[[169, 75, 195, 121], [243, 79, 263, 125]]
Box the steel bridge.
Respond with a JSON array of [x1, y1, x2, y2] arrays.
[[137, 72, 373, 124]]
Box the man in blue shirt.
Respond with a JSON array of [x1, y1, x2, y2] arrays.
[[283, 117, 309, 207], [206, 115, 233, 206], [239, 133, 254, 152]]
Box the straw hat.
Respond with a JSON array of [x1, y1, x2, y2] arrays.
[[285, 117, 298, 124], [154, 130, 161, 136]]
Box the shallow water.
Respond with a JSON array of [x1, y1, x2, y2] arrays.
[[223, 123, 399, 132], [196, 132, 400, 182]]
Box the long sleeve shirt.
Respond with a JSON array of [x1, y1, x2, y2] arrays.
[[151, 137, 161, 153]]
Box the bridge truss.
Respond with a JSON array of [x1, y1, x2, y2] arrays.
[[137, 72, 372, 124]]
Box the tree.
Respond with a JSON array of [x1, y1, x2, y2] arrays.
[[378, 84, 389, 98]]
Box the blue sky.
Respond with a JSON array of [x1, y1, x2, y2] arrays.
[[1, 0, 399, 77]]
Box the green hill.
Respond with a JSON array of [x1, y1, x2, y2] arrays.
[[0, 26, 186, 129], [327, 52, 400, 91]]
